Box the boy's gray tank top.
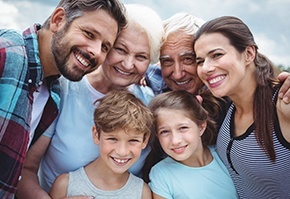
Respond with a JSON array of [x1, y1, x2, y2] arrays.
[[67, 167, 143, 199]]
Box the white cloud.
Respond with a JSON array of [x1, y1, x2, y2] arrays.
[[255, 34, 280, 64], [0, 1, 21, 29], [0, 0, 54, 30], [1, 0, 289, 67]]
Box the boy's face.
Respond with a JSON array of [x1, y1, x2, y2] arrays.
[[93, 127, 148, 174]]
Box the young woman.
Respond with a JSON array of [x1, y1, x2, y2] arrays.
[[194, 16, 290, 198]]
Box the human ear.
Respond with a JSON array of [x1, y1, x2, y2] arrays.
[[199, 122, 207, 136], [50, 7, 66, 32], [141, 134, 150, 149], [92, 126, 100, 145], [245, 45, 256, 64]]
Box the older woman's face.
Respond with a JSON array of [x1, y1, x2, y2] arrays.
[[160, 31, 204, 94], [101, 25, 150, 87]]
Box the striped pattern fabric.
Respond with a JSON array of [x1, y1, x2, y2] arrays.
[[217, 90, 290, 198]]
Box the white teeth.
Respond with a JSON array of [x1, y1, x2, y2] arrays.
[[115, 67, 130, 75], [209, 76, 225, 84], [76, 54, 90, 67], [175, 80, 190, 85], [172, 146, 186, 152], [113, 158, 129, 164]]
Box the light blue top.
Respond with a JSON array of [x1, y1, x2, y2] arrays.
[[39, 76, 154, 192], [149, 146, 238, 199]]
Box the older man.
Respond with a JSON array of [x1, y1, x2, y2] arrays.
[[142, 12, 290, 182], [146, 12, 290, 102]]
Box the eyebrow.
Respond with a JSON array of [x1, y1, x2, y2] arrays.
[[179, 51, 195, 57], [196, 48, 221, 60], [160, 51, 195, 60], [159, 55, 171, 60], [89, 27, 113, 49], [114, 42, 127, 50], [115, 41, 150, 56]]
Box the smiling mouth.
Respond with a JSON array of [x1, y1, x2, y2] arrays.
[[74, 51, 90, 68], [111, 157, 131, 165], [115, 67, 131, 76], [175, 79, 190, 85], [208, 75, 225, 85], [172, 145, 187, 153]]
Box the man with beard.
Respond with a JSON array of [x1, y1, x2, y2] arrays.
[[0, 0, 126, 198]]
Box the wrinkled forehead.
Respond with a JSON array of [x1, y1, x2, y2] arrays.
[[160, 51, 195, 60], [161, 32, 194, 55]]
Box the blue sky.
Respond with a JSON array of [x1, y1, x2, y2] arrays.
[[1, 0, 289, 67]]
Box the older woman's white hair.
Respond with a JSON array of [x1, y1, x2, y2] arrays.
[[125, 4, 164, 64]]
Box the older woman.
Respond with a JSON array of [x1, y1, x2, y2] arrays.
[[16, 4, 164, 199]]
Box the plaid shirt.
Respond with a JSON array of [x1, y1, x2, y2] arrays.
[[145, 64, 168, 95], [0, 24, 60, 198]]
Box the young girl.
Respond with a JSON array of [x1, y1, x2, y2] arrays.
[[49, 90, 153, 199], [194, 16, 290, 198], [148, 90, 237, 199]]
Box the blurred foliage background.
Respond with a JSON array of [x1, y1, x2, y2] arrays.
[[277, 64, 290, 72]]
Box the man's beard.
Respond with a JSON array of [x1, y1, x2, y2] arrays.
[[51, 27, 90, 81]]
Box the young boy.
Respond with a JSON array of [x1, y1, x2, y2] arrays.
[[49, 90, 153, 199]]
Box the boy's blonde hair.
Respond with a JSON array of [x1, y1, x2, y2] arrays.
[[94, 90, 153, 140]]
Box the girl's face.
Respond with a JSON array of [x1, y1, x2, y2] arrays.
[[195, 32, 249, 98], [93, 126, 148, 174], [156, 109, 205, 166], [101, 24, 150, 87]]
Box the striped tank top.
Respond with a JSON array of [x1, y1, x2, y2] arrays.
[[216, 89, 290, 198]]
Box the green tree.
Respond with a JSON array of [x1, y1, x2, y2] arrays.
[[277, 64, 290, 72]]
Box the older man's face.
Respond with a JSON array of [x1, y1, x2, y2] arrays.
[[160, 31, 204, 94]]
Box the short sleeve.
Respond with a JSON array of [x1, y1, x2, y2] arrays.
[[149, 163, 173, 199], [43, 116, 58, 138]]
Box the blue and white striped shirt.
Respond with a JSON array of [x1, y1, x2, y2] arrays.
[[217, 92, 290, 198]]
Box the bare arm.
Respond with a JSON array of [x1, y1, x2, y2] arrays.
[[49, 173, 69, 199], [278, 71, 290, 104], [16, 135, 52, 199], [142, 182, 152, 199], [276, 97, 290, 143], [16, 135, 94, 199], [50, 173, 96, 199]]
